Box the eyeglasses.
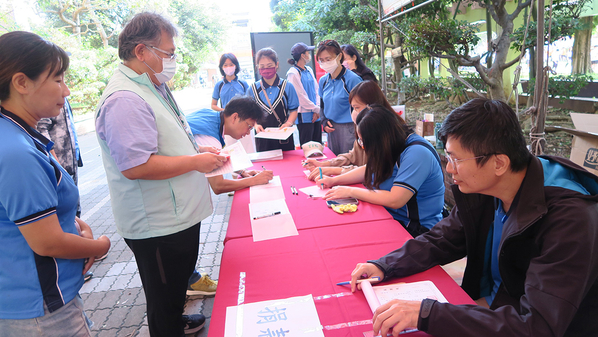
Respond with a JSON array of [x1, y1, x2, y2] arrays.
[[445, 154, 494, 171], [244, 120, 254, 130], [148, 45, 177, 61]]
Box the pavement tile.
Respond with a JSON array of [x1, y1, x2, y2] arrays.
[[97, 290, 122, 309], [118, 287, 142, 306], [94, 275, 117, 292], [129, 274, 143, 289], [103, 306, 131, 329], [105, 262, 127, 276], [83, 291, 106, 311], [110, 273, 134, 290], [89, 308, 111, 330], [80, 277, 101, 294], [122, 309, 146, 331]]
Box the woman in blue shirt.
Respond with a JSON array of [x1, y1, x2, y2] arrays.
[[316, 39, 362, 155], [211, 53, 249, 111], [0, 31, 110, 336], [286, 42, 321, 145], [318, 105, 445, 237], [248, 48, 299, 152]]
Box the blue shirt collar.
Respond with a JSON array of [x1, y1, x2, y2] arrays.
[[0, 106, 53, 151]]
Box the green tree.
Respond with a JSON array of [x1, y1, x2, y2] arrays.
[[168, 0, 226, 90], [32, 0, 225, 110], [272, 0, 379, 61]]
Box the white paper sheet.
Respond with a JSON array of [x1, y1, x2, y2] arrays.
[[250, 176, 285, 203], [249, 199, 298, 242], [298, 185, 330, 198], [224, 295, 324, 337], [205, 141, 254, 178], [254, 126, 296, 140], [373, 280, 448, 305]]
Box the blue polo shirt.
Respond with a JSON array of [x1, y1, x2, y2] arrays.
[[186, 108, 225, 147], [212, 76, 249, 108], [318, 66, 362, 124], [0, 108, 83, 319], [376, 134, 445, 229], [247, 78, 300, 113]]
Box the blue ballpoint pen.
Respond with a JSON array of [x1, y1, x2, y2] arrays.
[[336, 276, 380, 286], [319, 167, 323, 190]]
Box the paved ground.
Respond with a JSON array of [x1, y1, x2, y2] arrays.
[[76, 87, 227, 337]]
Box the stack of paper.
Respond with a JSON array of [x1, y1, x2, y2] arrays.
[[248, 149, 283, 162]]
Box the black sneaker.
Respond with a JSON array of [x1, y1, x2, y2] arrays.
[[182, 314, 205, 334]]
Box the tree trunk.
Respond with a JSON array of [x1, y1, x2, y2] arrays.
[[571, 16, 594, 74]]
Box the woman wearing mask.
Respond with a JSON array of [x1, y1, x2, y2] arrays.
[[0, 31, 110, 336], [286, 42, 321, 145], [305, 80, 400, 179], [317, 105, 445, 237], [248, 48, 300, 152], [341, 44, 378, 84], [317, 39, 362, 155], [211, 53, 248, 111]]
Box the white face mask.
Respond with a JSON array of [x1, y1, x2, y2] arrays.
[[223, 66, 236, 77], [145, 49, 177, 84], [318, 54, 340, 74], [302, 54, 311, 64]]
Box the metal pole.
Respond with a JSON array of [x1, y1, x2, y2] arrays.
[[533, 0, 544, 110], [379, 0, 387, 95], [532, 0, 546, 155], [380, 0, 437, 23]]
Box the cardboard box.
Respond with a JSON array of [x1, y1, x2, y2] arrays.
[[416, 120, 435, 137], [546, 113, 598, 176]]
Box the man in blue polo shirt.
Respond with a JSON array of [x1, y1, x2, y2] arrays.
[[186, 96, 273, 196]]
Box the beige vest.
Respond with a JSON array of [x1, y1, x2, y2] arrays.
[[95, 64, 212, 239]]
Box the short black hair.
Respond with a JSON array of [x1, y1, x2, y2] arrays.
[[223, 96, 265, 122], [356, 104, 407, 189], [219, 53, 240, 77], [438, 98, 531, 171], [0, 31, 69, 101]]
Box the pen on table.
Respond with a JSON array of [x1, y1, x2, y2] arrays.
[[319, 167, 323, 190], [253, 211, 281, 220], [336, 276, 380, 286], [292, 186, 298, 195]]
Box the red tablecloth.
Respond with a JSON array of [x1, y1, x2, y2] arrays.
[[209, 220, 475, 337], [225, 174, 393, 243]]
